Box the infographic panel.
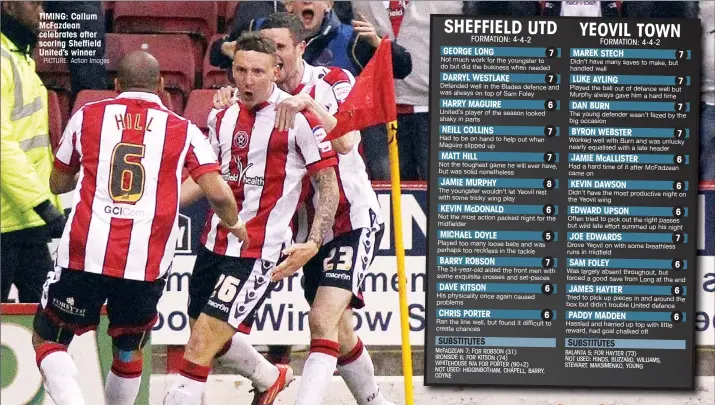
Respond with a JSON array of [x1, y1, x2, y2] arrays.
[[426, 16, 700, 388]]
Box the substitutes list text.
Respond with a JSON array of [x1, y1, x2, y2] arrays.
[[426, 16, 700, 389]]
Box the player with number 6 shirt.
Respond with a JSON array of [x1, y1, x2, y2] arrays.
[[31, 51, 246, 405]]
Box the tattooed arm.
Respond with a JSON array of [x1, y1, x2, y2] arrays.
[[271, 166, 339, 281], [307, 167, 339, 246]]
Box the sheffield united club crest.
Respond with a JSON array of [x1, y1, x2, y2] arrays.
[[234, 130, 249, 149]]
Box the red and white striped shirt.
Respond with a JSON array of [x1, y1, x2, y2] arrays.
[[54, 92, 220, 282], [200, 85, 338, 262], [293, 62, 384, 244]]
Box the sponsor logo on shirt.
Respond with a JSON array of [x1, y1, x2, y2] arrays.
[[387, 0, 409, 17], [224, 157, 264, 186], [104, 205, 147, 218], [332, 81, 352, 102], [388, 8, 404, 17]]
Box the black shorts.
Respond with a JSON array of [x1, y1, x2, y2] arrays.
[[34, 267, 165, 341], [304, 225, 384, 309], [188, 246, 275, 332]]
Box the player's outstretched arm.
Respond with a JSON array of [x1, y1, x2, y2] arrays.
[[275, 93, 337, 133], [330, 130, 360, 155], [302, 97, 360, 154], [275, 93, 359, 154], [195, 171, 249, 248], [271, 166, 339, 281], [179, 177, 204, 208]]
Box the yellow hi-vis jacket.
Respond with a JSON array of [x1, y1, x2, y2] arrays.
[[1, 33, 61, 234]]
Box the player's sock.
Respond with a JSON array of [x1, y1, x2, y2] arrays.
[[35, 343, 86, 405], [216, 332, 279, 391], [295, 339, 340, 405], [163, 359, 210, 405], [105, 356, 143, 405], [337, 338, 389, 405]]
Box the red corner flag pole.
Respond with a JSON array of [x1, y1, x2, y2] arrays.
[[325, 39, 415, 405]]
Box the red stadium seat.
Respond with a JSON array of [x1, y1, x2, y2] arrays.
[[72, 90, 117, 115], [105, 33, 194, 113], [47, 91, 63, 153], [203, 34, 232, 89], [224, 2, 240, 32], [103, 1, 115, 17], [72, 89, 175, 115], [216, 1, 227, 30], [183, 90, 217, 134], [112, 1, 218, 73]]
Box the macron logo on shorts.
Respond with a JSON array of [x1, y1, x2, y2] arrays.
[[208, 300, 229, 313], [325, 272, 351, 281]]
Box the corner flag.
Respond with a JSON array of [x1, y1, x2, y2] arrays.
[[324, 38, 397, 141]]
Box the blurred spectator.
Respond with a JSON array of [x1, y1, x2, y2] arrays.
[[332, 1, 355, 24], [1, 1, 65, 302], [43, 1, 107, 94], [466, 1, 622, 17], [286, 0, 354, 24], [622, 1, 697, 18], [352, 1, 462, 181], [210, 1, 412, 79], [621, 2, 705, 178], [464, 1, 541, 16], [228, 1, 286, 35], [541, 1, 622, 16], [700, 0, 714, 181]]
